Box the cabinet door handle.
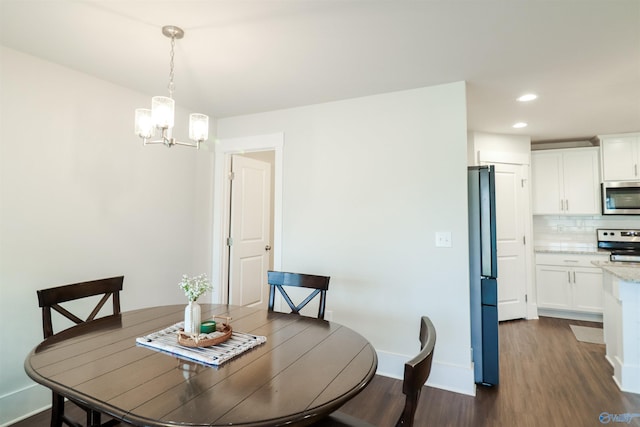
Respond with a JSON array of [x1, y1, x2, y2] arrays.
[[572, 271, 576, 283], [635, 164, 638, 177], [565, 199, 569, 211], [568, 271, 571, 283]]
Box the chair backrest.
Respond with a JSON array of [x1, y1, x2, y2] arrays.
[[267, 270, 330, 319], [37, 276, 124, 338], [396, 316, 437, 427]]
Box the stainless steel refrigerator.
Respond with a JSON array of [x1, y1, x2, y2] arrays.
[[468, 165, 499, 386]]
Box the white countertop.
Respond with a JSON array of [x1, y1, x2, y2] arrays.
[[534, 243, 611, 256], [535, 247, 608, 255], [592, 261, 640, 283]]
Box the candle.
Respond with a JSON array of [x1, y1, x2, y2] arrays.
[[200, 321, 216, 334]]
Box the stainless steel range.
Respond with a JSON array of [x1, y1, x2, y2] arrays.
[[597, 229, 640, 262]]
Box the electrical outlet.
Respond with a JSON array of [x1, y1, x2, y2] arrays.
[[435, 231, 452, 247]]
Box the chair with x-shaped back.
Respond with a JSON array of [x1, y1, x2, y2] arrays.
[[267, 270, 330, 320], [312, 316, 437, 427], [37, 275, 124, 427]]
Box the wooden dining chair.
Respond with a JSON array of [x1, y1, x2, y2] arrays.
[[313, 316, 437, 427], [37, 276, 124, 427], [267, 270, 330, 319]]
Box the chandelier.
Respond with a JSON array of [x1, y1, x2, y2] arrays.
[[134, 25, 209, 149]]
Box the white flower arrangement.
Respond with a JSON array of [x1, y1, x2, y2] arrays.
[[179, 274, 212, 302]]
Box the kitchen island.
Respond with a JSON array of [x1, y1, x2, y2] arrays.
[[593, 261, 640, 394]]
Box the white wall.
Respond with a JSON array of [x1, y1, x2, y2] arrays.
[[217, 82, 475, 394], [467, 131, 531, 166], [0, 47, 214, 425]]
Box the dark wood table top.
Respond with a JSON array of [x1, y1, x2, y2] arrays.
[[24, 304, 377, 427]]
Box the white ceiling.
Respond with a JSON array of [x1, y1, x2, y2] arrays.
[[1, 0, 639, 142]]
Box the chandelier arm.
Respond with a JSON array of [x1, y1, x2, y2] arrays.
[[172, 140, 200, 148], [144, 139, 167, 146]]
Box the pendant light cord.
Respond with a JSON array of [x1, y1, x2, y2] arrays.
[[168, 35, 176, 99]]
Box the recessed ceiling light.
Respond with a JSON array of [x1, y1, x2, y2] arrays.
[[517, 94, 538, 102], [512, 122, 528, 128]]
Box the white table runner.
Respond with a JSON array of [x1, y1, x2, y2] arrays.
[[136, 322, 267, 366]]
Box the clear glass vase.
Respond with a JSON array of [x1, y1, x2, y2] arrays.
[[184, 301, 201, 335]]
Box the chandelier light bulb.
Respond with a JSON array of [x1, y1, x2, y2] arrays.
[[151, 96, 175, 129], [135, 108, 153, 139], [189, 114, 209, 142]]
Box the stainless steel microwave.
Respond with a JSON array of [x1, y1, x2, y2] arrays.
[[602, 181, 640, 215]]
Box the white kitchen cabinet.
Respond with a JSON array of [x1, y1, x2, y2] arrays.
[[536, 264, 572, 310], [599, 133, 640, 181], [531, 147, 600, 215], [572, 267, 607, 312], [535, 253, 609, 315]]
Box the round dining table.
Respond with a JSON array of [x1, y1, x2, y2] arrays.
[[24, 304, 378, 427]]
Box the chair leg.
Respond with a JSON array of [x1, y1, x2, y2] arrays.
[[50, 390, 119, 427], [50, 392, 64, 427], [87, 409, 101, 427], [51, 392, 98, 427]]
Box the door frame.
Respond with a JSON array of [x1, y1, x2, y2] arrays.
[[478, 150, 538, 320], [212, 132, 284, 304]]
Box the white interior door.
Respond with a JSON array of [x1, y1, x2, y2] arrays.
[[228, 155, 272, 308], [492, 163, 528, 321]]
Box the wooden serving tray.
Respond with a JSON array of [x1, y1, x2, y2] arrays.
[[177, 322, 232, 348]]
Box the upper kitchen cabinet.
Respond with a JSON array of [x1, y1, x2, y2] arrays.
[[531, 147, 600, 215], [599, 133, 640, 181]]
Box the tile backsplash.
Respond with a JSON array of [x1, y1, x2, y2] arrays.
[[533, 215, 640, 249]]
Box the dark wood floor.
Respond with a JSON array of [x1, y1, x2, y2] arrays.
[[11, 317, 640, 427]]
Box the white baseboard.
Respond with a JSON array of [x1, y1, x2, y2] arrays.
[[605, 354, 615, 368], [618, 360, 640, 394], [0, 383, 50, 427], [375, 350, 476, 397], [537, 308, 603, 323]]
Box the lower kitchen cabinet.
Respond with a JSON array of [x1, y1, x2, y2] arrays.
[[536, 252, 609, 316], [537, 265, 572, 310]]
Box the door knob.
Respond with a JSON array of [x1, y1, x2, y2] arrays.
[[265, 245, 272, 252]]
